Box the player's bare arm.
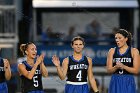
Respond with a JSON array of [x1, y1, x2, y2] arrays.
[[40, 54, 48, 77], [52, 55, 68, 80], [121, 48, 139, 74], [4, 59, 11, 80], [87, 57, 99, 92], [18, 54, 43, 80], [106, 48, 120, 73]]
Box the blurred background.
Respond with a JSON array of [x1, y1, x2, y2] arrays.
[[0, 0, 140, 93]]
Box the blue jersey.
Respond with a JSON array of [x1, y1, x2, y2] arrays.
[[0, 57, 8, 93], [67, 55, 89, 82], [113, 47, 133, 74], [0, 58, 5, 83], [65, 55, 89, 93], [109, 47, 136, 93], [20, 61, 44, 93]]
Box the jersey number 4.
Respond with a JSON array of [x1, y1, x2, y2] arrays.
[[76, 70, 82, 81]]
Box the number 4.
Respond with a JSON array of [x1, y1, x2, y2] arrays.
[[76, 70, 82, 81]]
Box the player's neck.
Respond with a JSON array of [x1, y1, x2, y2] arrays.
[[26, 57, 34, 66], [73, 52, 82, 60], [119, 45, 129, 54]]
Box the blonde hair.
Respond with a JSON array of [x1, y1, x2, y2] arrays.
[[20, 42, 33, 55]]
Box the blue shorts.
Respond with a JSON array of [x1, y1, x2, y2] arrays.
[[108, 74, 136, 93], [0, 82, 8, 93], [28, 90, 44, 93], [65, 83, 89, 93]]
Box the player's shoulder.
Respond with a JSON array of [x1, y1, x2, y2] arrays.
[[107, 47, 116, 55], [86, 56, 92, 60], [63, 57, 69, 61], [84, 56, 92, 63], [131, 47, 139, 51], [131, 47, 139, 54], [18, 61, 26, 68], [109, 47, 116, 52]]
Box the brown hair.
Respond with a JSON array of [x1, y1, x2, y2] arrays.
[[71, 36, 85, 46], [20, 42, 33, 55], [115, 29, 132, 46]]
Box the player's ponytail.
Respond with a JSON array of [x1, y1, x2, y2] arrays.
[[20, 42, 33, 55], [20, 44, 26, 55]]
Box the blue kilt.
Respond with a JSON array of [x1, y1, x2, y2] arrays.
[[65, 83, 89, 93], [108, 74, 136, 93], [0, 82, 8, 93]]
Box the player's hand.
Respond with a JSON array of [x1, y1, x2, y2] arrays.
[[36, 54, 44, 65], [3, 59, 10, 69], [116, 62, 124, 69], [52, 55, 60, 67]]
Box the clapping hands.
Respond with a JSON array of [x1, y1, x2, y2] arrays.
[[52, 55, 60, 67], [36, 54, 45, 65], [115, 62, 124, 69]]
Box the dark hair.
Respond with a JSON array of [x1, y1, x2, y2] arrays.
[[20, 42, 33, 55], [71, 36, 85, 46], [115, 29, 132, 46]]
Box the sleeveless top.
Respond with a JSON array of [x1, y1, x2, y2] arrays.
[[20, 61, 43, 93], [67, 55, 89, 82], [0, 58, 5, 83], [113, 47, 133, 74]]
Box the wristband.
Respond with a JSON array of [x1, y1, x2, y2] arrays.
[[95, 91, 99, 93]]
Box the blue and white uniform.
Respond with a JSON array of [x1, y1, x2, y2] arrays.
[[65, 55, 89, 93], [0, 57, 8, 93], [20, 61, 44, 93], [109, 47, 136, 93]]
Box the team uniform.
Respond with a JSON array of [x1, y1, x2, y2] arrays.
[[65, 55, 89, 93], [0, 57, 8, 93], [20, 61, 44, 93], [109, 47, 136, 93]]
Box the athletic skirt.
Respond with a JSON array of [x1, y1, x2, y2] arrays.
[[0, 82, 8, 93], [108, 74, 136, 93], [65, 81, 89, 93]]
